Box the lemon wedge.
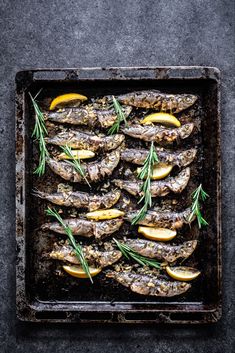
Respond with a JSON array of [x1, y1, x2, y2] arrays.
[[140, 112, 181, 127], [138, 227, 177, 241], [137, 163, 173, 180], [166, 266, 201, 281], [58, 149, 95, 160], [49, 93, 88, 110], [63, 265, 101, 278], [86, 209, 124, 220]]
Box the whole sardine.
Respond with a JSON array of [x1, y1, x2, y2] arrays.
[[113, 168, 190, 197], [42, 217, 123, 239], [125, 207, 195, 229], [45, 105, 132, 128], [116, 90, 197, 113], [45, 130, 125, 151], [124, 239, 197, 262], [106, 271, 191, 297], [33, 189, 121, 211], [46, 150, 120, 183], [49, 242, 122, 268], [122, 123, 194, 143], [121, 147, 197, 167]]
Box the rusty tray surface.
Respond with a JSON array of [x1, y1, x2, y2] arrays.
[[16, 67, 221, 323]]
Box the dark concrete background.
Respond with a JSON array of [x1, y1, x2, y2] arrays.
[[0, 0, 234, 352]]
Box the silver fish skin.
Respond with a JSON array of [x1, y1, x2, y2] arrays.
[[122, 123, 194, 143], [46, 150, 120, 183], [124, 239, 197, 262], [42, 218, 123, 239], [46, 106, 132, 128], [113, 168, 190, 197], [106, 271, 191, 297], [45, 130, 125, 151], [125, 207, 195, 229], [49, 242, 122, 268], [33, 189, 121, 211], [116, 90, 197, 113], [121, 147, 197, 167]]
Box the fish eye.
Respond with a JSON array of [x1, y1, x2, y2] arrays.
[[185, 96, 192, 102]]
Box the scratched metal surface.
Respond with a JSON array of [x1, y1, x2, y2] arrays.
[[15, 67, 221, 323]]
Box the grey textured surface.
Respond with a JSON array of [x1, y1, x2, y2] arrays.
[[0, 0, 234, 352]]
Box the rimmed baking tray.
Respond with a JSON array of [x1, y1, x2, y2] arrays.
[[16, 67, 221, 323]]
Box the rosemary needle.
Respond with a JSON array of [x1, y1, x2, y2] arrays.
[[131, 142, 159, 225], [113, 238, 162, 270], [188, 184, 209, 228], [45, 207, 93, 283], [29, 91, 49, 176], [60, 145, 91, 187], [108, 96, 128, 135]]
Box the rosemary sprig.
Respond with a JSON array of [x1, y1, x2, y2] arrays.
[[29, 92, 49, 176], [108, 96, 128, 135], [188, 184, 209, 228], [131, 142, 159, 225], [60, 145, 91, 187], [45, 207, 93, 283], [113, 238, 162, 269]]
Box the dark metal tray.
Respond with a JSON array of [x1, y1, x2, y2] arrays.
[[16, 67, 221, 323]]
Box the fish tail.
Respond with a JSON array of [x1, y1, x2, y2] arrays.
[[105, 270, 116, 278], [41, 222, 50, 231], [32, 188, 46, 199]]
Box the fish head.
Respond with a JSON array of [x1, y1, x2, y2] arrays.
[[169, 167, 191, 193], [183, 207, 196, 224], [112, 179, 124, 189], [104, 150, 121, 171], [105, 134, 125, 150], [174, 281, 191, 295], [178, 123, 194, 139], [122, 106, 133, 117], [179, 148, 197, 166], [181, 240, 198, 258], [175, 94, 197, 113], [49, 243, 73, 261], [112, 271, 136, 287], [104, 250, 123, 266], [112, 189, 122, 203], [116, 92, 133, 105]]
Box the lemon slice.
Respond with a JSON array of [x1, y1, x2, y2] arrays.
[[166, 266, 200, 281], [49, 93, 88, 110], [140, 113, 181, 127], [63, 265, 101, 278], [58, 149, 95, 160], [138, 227, 177, 241], [137, 163, 173, 180], [86, 209, 125, 220]]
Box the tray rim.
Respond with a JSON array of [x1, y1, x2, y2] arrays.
[[15, 66, 221, 323]]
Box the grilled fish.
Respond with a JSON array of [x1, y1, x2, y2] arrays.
[[46, 150, 120, 183], [50, 242, 122, 268], [124, 239, 197, 262], [122, 123, 194, 143], [45, 130, 125, 151], [106, 271, 191, 297], [121, 147, 197, 167], [33, 189, 121, 211], [116, 90, 197, 113], [125, 207, 195, 229], [45, 105, 132, 128], [42, 217, 123, 239], [113, 168, 190, 197]]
